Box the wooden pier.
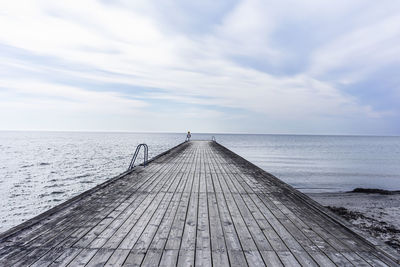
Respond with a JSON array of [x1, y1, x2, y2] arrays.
[[0, 141, 399, 266]]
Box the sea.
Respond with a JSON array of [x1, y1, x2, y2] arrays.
[[1, 131, 400, 233]]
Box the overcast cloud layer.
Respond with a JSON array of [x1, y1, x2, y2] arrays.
[[1, 0, 400, 134]]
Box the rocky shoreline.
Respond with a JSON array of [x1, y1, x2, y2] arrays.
[[307, 189, 400, 253]]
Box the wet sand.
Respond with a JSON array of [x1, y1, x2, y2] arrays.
[[307, 190, 400, 253]]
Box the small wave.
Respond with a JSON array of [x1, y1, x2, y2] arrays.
[[74, 174, 91, 179], [80, 180, 94, 184], [21, 164, 34, 168], [39, 162, 51, 166], [51, 191, 64, 195], [44, 183, 65, 188]]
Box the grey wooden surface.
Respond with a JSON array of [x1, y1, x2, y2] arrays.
[[0, 141, 399, 266]]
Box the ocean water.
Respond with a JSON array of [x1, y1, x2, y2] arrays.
[[1, 131, 400, 233]]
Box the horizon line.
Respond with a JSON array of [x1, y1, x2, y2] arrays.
[[1, 129, 399, 138]]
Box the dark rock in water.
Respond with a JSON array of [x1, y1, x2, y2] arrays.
[[349, 188, 400, 195]]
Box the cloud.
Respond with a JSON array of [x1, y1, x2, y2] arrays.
[[309, 14, 400, 82], [0, 79, 147, 114], [0, 0, 399, 133]]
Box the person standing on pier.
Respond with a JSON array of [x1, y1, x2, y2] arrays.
[[186, 131, 191, 141]]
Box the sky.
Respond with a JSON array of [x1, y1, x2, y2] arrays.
[[0, 0, 400, 135]]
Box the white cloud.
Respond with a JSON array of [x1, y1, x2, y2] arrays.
[[309, 14, 400, 82], [0, 0, 399, 133], [0, 80, 146, 114]]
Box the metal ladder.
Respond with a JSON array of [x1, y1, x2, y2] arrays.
[[128, 144, 148, 170]]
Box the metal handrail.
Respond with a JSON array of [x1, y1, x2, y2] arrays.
[[211, 136, 216, 142], [128, 144, 148, 170]]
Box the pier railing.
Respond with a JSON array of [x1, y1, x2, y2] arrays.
[[128, 144, 148, 170]]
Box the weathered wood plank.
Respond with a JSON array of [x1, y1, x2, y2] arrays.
[[147, 185, 185, 251], [122, 250, 145, 267], [30, 247, 66, 267], [103, 152, 188, 250], [208, 193, 228, 253], [159, 249, 179, 267], [49, 248, 82, 267], [141, 249, 163, 266], [177, 250, 195, 267], [212, 250, 230, 266], [260, 250, 283, 267], [104, 249, 130, 266], [164, 193, 190, 251], [85, 248, 114, 267], [179, 191, 198, 251], [66, 248, 98, 266]]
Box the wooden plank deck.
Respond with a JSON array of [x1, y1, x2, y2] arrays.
[[0, 140, 399, 266]]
